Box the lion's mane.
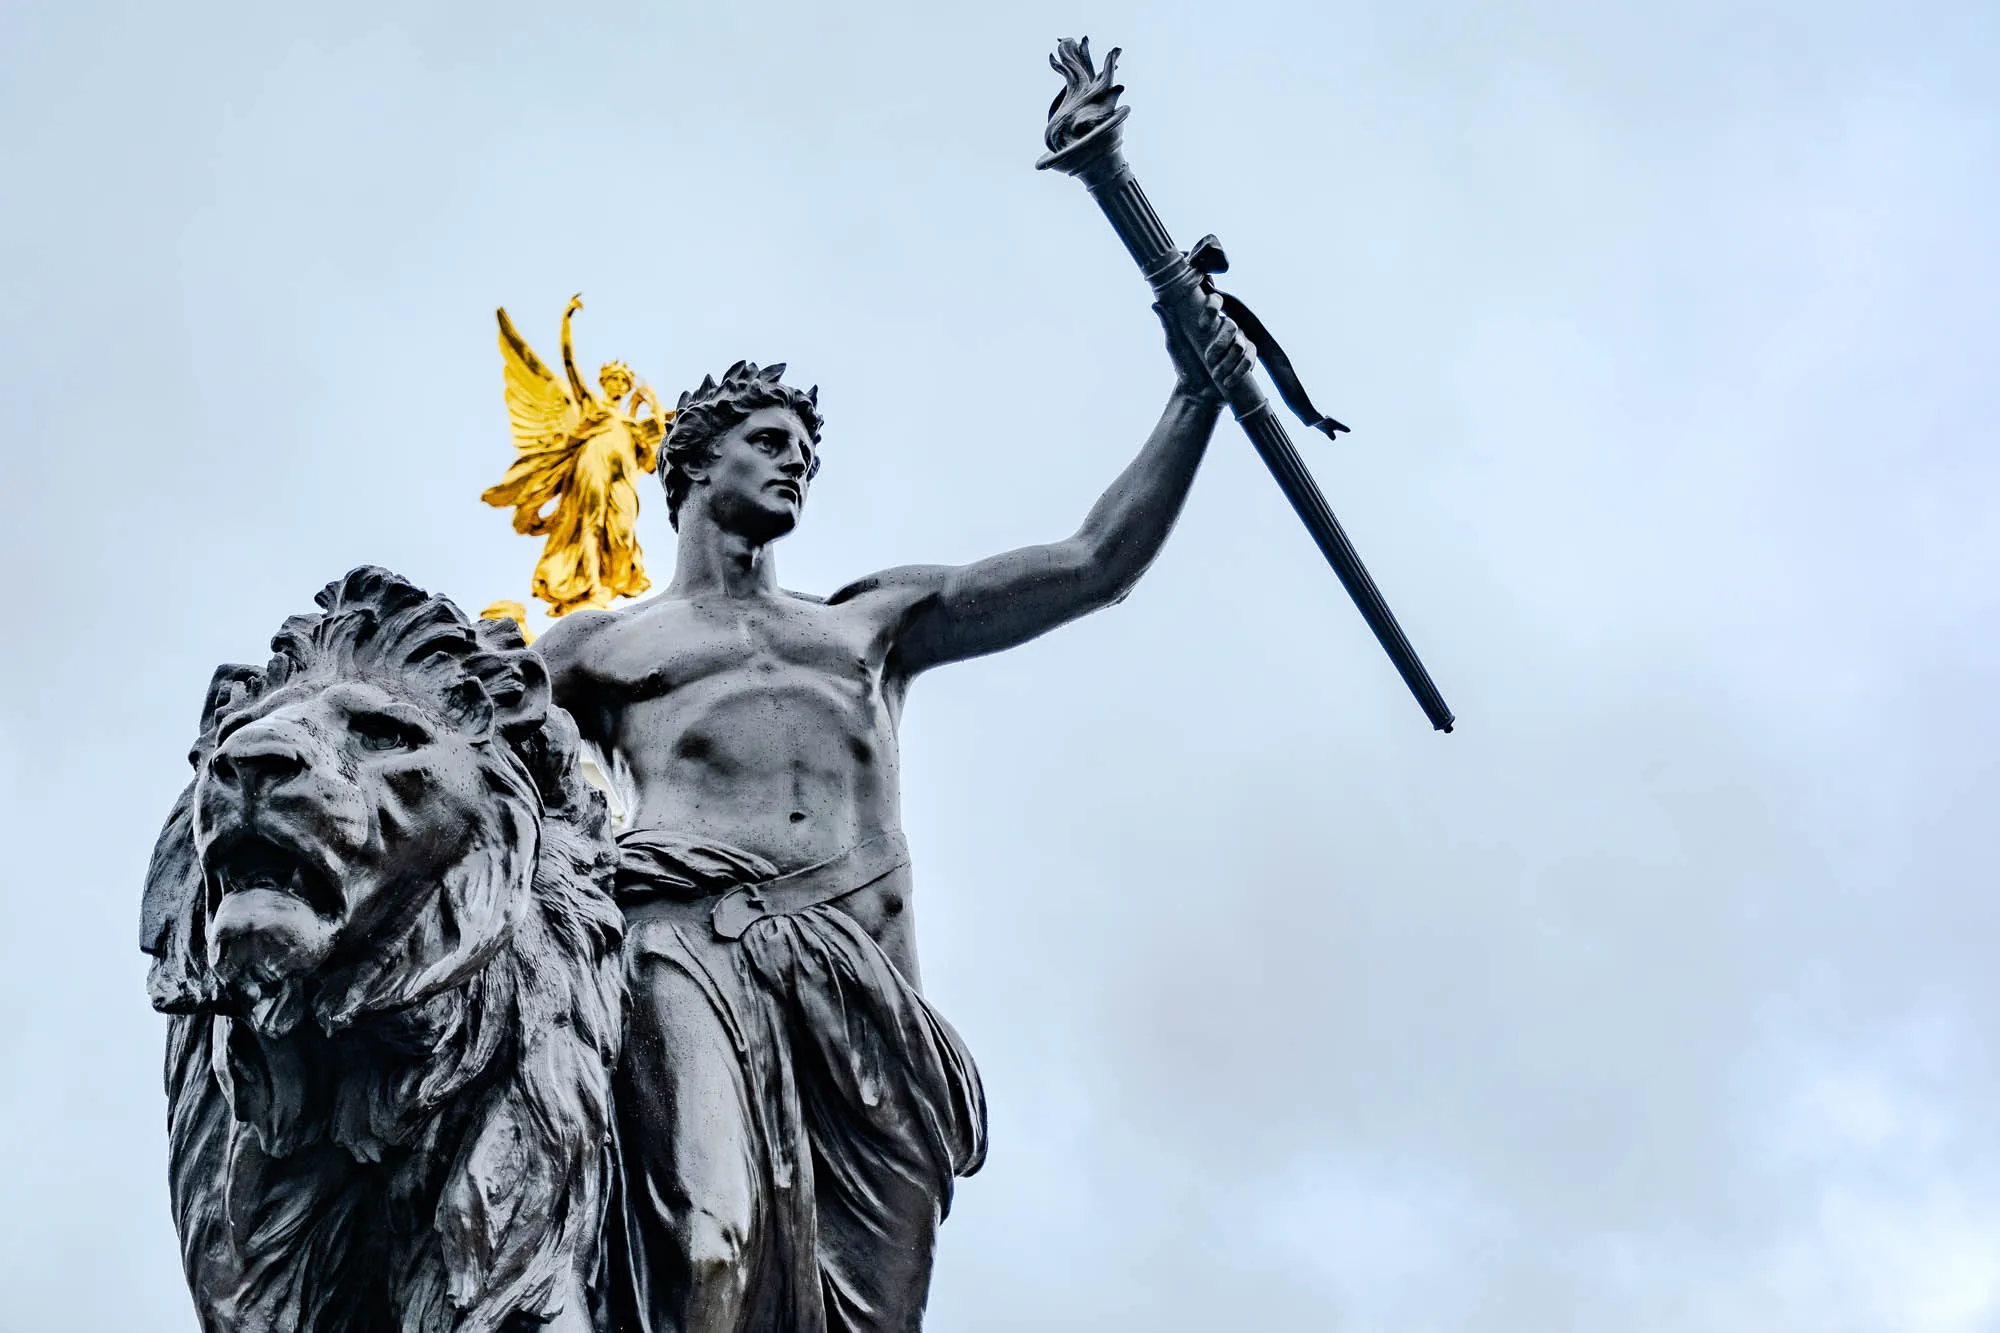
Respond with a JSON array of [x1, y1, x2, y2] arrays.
[[141, 567, 624, 1333]]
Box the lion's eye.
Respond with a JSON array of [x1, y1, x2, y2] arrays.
[[350, 714, 418, 752]]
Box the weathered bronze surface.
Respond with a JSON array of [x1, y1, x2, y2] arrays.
[[141, 35, 1445, 1332]]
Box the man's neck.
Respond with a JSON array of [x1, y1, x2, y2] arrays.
[[667, 511, 779, 599]]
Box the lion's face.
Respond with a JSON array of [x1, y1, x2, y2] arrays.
[[193, 672, 537, 1031]]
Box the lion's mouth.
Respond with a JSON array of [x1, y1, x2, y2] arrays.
[[206, 836, 341, 920]]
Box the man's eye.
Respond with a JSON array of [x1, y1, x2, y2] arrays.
[[350, 715, 417, 752]]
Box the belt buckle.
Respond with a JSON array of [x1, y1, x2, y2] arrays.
[[711, 885, 768, 940]]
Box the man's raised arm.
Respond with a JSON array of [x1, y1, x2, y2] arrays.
[[850, 305, 1253, 676]]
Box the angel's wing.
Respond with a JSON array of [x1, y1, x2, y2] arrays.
[[496, 307, 580, 449], [483, 308, 589, 530]]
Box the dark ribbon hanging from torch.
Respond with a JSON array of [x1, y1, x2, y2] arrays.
[[1038, 38, 1456, 733], [1184, 233, 1350, 442]]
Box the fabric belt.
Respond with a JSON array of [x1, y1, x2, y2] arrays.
[[709, 831, 911, 941]]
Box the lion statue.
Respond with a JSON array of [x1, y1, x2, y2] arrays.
[[140, 567, 625, 1333]]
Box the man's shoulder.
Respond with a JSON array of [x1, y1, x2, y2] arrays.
[[827, 565, 950, 609], [532, 604, 639, 680]]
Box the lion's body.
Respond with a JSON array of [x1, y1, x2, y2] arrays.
[[142, 569, 624, 1333]]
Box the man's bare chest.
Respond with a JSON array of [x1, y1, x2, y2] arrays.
[[584, 597, 888, 703]]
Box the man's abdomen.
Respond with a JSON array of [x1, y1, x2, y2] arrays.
[[615, 669, 904, 876]]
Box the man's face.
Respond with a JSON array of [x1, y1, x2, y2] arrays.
[[695, 405, 816, 539]]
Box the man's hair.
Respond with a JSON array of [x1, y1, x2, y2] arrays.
[[661, 360, 823, 528]]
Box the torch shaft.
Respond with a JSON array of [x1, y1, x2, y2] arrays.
[[1237, 405, 1457, 732], [1077, 156, 1456, 732]]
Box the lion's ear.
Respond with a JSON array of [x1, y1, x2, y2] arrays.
[[441, 679, 496, 737], [191, 664, 262, 764], [462, 650, 551, 742]]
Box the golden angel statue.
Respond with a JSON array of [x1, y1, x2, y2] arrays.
[[481, 294, 671, 620]]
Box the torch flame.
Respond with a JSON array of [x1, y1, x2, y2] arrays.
[[1043, 38, 1124, 155]]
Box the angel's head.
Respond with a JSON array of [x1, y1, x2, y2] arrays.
[[661, 362, 823, 538], [597, 361, 635, 402]]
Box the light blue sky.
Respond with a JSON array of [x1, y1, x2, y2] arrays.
[[2, 1, 1996, 1329]]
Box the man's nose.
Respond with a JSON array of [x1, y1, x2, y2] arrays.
[[778, 448, 807, 477], [208, 722, 310, 794]]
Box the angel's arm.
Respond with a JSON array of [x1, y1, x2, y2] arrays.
[[561, 294, 593, 406], [628, 385, 665, 472]]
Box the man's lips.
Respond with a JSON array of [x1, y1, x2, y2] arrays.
[[767, 480, 801, 502]]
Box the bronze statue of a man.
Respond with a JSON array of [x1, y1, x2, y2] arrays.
[[538, 302, 1252, 1332]]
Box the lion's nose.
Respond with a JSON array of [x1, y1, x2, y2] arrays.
[[210, 724, 310, 794]]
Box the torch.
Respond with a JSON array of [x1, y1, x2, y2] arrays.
[[1038, 39, 1456, 733]]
